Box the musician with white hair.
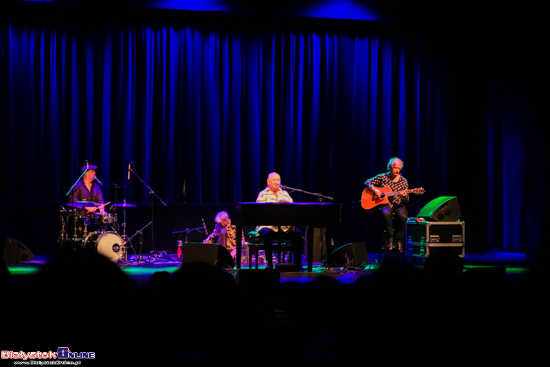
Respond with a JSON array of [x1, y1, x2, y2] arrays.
[[203, 211, 245, 259], [255, 172, 303, 269], [364, 157, 409, 253]]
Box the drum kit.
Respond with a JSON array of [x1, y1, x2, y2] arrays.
[[58, 200, 138, 263], [60, 161, 167, 263]]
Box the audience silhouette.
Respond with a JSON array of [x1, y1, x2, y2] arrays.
[[2, 245, 548, 363]]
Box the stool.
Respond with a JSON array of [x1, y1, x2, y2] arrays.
[[377, 224, 407, 262], [247, 231, 294, 269]]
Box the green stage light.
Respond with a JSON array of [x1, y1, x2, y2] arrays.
[[6, 266, 41, 276], [120, 266, 180, 276]]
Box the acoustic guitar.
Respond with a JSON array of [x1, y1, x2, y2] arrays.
[[361, 186, 425, 211]]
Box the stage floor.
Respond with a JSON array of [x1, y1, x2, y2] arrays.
[[5, 250, 532, 288]]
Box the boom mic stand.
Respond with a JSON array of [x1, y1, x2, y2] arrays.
[[66, 166, 88, 197], [278, 184, 333, 202], [173, 225, 206, 239], [123, 221, 153, 264], [128, 162, 167, 261], [277, 184, 334, 271]]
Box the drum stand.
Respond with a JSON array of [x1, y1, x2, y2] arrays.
[[58, 206, 67, 251], [110, 199, 136, 263], [120, 205, 129, 258]]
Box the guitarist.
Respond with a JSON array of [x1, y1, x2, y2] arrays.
[[364, 157, 409, 253]]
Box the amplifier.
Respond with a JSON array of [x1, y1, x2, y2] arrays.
[[406, 220, 465, 258]]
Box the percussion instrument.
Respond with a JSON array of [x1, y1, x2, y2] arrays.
[[83, 231, 125, 262], [112, 202, 137, 207], [66, 201, 101, 208], [64, 212, 88, 239]]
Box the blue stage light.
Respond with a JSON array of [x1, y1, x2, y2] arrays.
[[296, 0, 381, 21], [139, 0, 232, 12]]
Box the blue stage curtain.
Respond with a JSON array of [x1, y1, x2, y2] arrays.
[[1, 22, 449, 204], [477, 81, 546, 254], [0, 19, 543, 254]]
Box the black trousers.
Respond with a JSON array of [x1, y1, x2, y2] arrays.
[[380, 204, 408, 243], [258, 227, 302, 267]]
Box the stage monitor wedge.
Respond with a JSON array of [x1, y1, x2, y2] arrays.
[[417, 196, 461, 222], [2, 237, 35, 264], [182, 242, 235, 269]]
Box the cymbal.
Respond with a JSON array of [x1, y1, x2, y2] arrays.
[[66, 201, 101, 208], [112, 203, 137, 207]]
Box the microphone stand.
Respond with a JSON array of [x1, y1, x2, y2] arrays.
[[173, 226, 206, 244], [279, 184, 333, 202], [279, 184, 334, 271], [173, 226, 205, 238], [128, 164, 167, 261], [66, 168, 88, 197], [122, 221, 153, 264]]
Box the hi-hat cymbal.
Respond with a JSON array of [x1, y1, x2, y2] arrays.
[[113, 203, 137, 207], [66, 201, 101, 208]]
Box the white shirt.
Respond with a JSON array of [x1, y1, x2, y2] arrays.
[[255, 187, 293, 232]]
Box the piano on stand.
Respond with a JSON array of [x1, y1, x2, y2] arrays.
[[234, 202, 343, 271]]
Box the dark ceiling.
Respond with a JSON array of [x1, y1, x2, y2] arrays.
[[1, 0, 545, 97]]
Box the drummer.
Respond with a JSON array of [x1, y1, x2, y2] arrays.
[[68, 163, 107, 215]]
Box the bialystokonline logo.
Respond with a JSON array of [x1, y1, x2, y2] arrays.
[[2, 347, 95, 360]]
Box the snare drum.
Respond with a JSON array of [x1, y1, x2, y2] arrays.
[[84, 231, 124, 262], [88, 212, 105, 227], [88, 213, 117, 232], [101, 213, 117, 225]]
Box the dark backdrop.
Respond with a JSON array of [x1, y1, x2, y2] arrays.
[[1, 1, 546, 258]]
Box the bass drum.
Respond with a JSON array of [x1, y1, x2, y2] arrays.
[[84, 231, 123, 262]]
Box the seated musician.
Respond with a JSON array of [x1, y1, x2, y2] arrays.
[[255, 172, 303, 269], [364, 157, 409, 253], [203, 211, 245, 260], [69, 163, 107, 216]]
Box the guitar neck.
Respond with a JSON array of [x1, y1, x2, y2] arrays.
[[384, 189, 414, 197]]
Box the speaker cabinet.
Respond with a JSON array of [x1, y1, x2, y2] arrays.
[[2, 237, 35, 263], [182, 242, 235, 269], [417, 196, 461, 222]]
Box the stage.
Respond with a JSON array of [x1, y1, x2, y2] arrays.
[[4, 250, 532, 288]]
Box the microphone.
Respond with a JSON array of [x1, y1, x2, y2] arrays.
[[128, 162, 131, 180], [94, 176, 103, 186], [202, 218, 208, 236], [276, 182, 286, 189]]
